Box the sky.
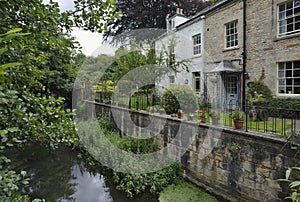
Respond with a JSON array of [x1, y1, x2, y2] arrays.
[[43, 0, 115, 56]]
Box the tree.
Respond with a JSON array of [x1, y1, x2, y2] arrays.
[[0, 0, 120, 200], [103, 0, 211, 42], [0, 0, 120, 107]]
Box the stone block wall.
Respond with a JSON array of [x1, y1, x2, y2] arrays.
[[91, 102, 299, 201], [246, 0, 300, 96]]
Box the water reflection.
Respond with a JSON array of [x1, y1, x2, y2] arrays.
[[10, 145, 158, 202], [66, 164, 112, 202]]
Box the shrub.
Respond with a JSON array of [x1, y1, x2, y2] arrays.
[[248, 69, 273, 101], [162, 84, 198, 115], [259, 98, 300, 118]]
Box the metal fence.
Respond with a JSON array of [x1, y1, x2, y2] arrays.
[[96, 93, 300, 136]]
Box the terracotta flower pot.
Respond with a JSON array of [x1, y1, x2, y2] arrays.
[[234, 120, 244, 129]]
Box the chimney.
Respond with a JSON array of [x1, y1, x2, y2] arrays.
[[176, 8, 180, 14], [180, 9, 183, 15]]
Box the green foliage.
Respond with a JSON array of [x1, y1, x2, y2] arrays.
[[78, 118, 180, 198], [0, 0, 119, 107], [93, 80, 115, 93], [256, 97, 300, 118], [162, 84, 198, 114], [278, 167, 300, 202], [159, 179, 217, 202], [230, 108, 245, 121], [114, 163, 179, 198], [248, 69, 273, 105], [208, 110, 220, 118], [0, 28, 79, 201]]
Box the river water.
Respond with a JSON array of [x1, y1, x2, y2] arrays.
[[10, 145, 158, 202]]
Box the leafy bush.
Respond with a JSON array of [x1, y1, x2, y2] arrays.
[[88, 118, 180, 198], [248, 69, 273, 101], [257, 98, 300, 118], [278, 167, 300, 202], [162, 84, 198, 114]]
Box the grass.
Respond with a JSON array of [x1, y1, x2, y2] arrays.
[[217, 113, 293, 135], [183, 112, 293, 135], [159, 179, 217, 202]]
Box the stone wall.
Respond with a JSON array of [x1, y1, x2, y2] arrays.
[[90, 101, 300, 202]]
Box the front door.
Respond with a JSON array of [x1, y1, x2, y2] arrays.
[[225, 74, 239, 109]]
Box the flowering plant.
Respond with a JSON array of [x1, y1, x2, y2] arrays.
[[195, 109, 206, 118]]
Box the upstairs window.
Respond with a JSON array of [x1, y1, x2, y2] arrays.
[[278, 60, 300, 94], [278, 0, 300, 36], [169, 75, 175, 84], [225, 20, 238, 48], [192, 34, 201, 55]]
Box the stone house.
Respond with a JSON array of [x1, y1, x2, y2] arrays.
[[203, 0, 244, 110], [247, 0, 300, 97], [155, 0, 300, 110]]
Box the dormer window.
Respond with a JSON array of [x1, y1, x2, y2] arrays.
[[169, 19, 175, 30]]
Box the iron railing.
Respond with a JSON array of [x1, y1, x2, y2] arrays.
[[96, 93, 300, 136]]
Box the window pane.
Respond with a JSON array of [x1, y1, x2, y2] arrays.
[[279, 63, 285, 70], [295, 7, 300, 14], [287, 1, 293, 9], [287, 78, 293, 85], [294, 61, 300, 68], [287, 8, 293, 16], [286, 87, 293, 93], [295, 22, 300, 30], [286, 62, 293, 69], [286, 70, 293, 77], [287, 18, 294, 24], [279, 71, 285, 78], [294, 87, 300, 94], [295, 0, 300, 7], [294, 69, 300, 77], [287, 23, 293, 32], [279, 78, 285, 85], [279, 4, 285, 12], [279, 12, 285, 19], [294, 78, 300, 85]]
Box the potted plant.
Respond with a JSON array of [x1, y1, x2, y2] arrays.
[[195, 109, 206, 123], [209, 110, 220, 125], [178, 109, 183, 119], [230, 109, 245, 129]]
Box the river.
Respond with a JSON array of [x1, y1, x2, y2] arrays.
[[10, 145, 158, 202]]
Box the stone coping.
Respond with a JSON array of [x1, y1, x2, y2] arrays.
[[85, 100, 287, 145]]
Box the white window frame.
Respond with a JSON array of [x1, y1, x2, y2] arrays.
[[278, 60, 300, 95], [169, 75, 175, 84], [278, 0, 300, 37], [192, 34, 201, 55], [225, 20, 238, 48], [193, 72, 201, 93]]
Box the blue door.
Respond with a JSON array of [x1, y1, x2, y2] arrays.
[[225, 74, 239, 109]]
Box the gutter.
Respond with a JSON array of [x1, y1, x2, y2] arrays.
[[242, 0, 248, 131]]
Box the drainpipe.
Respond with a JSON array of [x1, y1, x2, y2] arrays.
[[242, 0, 248, 131]]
